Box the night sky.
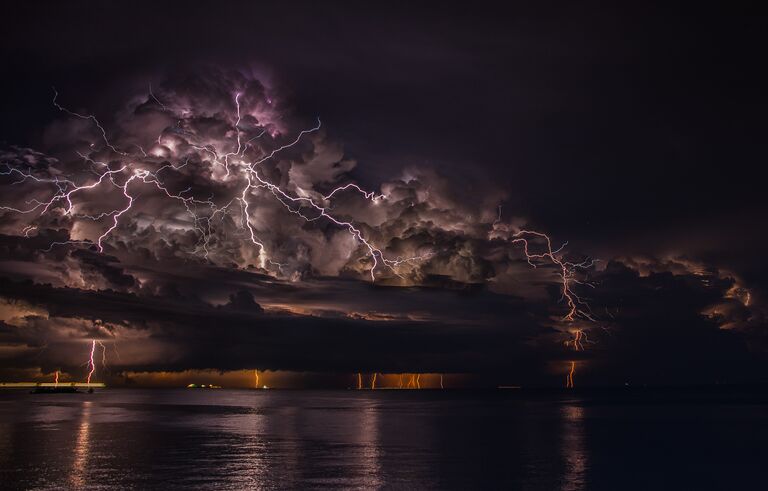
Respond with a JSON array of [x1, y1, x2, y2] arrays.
[[0, 2, 765, 388]]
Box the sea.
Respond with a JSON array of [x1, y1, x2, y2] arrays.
[[0, 387, 766, 490]]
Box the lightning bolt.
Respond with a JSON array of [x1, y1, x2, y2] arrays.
[[566, 361, 576, 388], [254, 369, 260, 389], [97, 341, 108, 369], [54, 370, 59, 388], [567, 329, 587, 351], [510, 230, 596, 322], [85, 340, 96, 385], [562, 331, 589, 388], [406, 374, 418, 389], [493, 208, 601, 387]]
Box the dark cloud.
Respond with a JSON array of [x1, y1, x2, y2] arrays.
[[575, 261, 765, 385], [0, 275, 546, 376], [0, 250, 763, 385]]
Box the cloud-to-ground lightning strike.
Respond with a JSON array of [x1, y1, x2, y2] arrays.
[[254, 369, 260, 389], [492, 207, 600, 387], [567, 330, 586, 351], [405, 374, 419, 389], [54, 370, 59, 388], [564, 330, 586, 388], [85, 340, 96, 385], [353, 373, 443, 389], [566, 361, 576, 389], [97, 341, 108, 369]]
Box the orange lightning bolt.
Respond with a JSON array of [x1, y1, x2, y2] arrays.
[[563, 330, 585, 387], [567, 329, 586, 351], [566, 361, 576, 388]]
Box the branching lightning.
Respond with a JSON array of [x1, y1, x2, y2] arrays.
[[2, 89, 428, 280], [1, 86, 604, 388], [567, 329, 587, 352], [510, 230, 596, 322]]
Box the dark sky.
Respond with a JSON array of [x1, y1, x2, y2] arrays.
[[0, 2, 765, 387]]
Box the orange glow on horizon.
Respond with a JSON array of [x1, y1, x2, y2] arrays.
[[349, 372, 451, 389], [69, 369, 459, 389]]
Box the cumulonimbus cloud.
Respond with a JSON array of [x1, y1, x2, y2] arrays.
[[0, 68, 762, 384]]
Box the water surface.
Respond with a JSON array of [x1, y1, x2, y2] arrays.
[[0, 388, 765, 489]]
